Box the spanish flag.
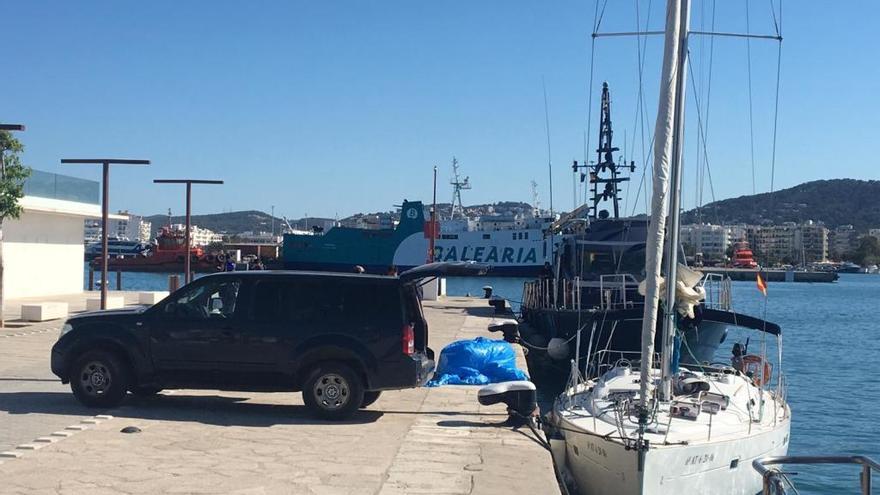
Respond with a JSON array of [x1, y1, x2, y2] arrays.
[[756, 272, 768, 296]]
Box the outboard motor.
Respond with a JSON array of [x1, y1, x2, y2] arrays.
[[477, 380, 538, 426], [487, 318, 520, 343]]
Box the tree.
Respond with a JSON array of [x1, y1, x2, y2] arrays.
[[853, 236, 880, 267], [0, 131, 31, 328]]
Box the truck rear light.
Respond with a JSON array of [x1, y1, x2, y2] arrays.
[[402, 324, 415, 356]]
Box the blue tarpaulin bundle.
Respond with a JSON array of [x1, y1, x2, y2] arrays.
[[426, 337, 529, 386]]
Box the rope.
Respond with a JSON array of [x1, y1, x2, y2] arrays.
[[768, 10, 784, 202]]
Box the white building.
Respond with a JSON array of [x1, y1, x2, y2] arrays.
[[169, 224, 222, 246], [111, 211, 152, 242], [681, 224, 731, 261], [4, 169, 118, 298]]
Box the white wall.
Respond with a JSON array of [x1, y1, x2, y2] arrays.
[[2, 210, 85, 298]]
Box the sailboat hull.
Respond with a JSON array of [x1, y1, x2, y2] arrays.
[[561, 418, 790, 495]]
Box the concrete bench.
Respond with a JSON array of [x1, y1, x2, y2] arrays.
[[20, 302, 69, 322], [86, 296, 125, 311], [138, 291, 169, 305]]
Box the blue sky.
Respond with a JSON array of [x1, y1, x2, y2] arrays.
[[4, 1, 878, 219]]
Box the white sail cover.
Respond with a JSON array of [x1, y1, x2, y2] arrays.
[[639, 0, 683, 408]]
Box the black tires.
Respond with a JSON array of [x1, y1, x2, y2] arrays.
[[302, 361, 364, 420], [360, 391, 382, 408], [130, 385, 163, 397], [69, 350, 129, 408]]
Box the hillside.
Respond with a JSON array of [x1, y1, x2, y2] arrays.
[[145, 210, 287, 237], [682, 179, 880, 230], [145, 201, 535, 237]]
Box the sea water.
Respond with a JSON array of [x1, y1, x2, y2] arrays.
[[86, 264, 878, 492], [448, 274, 880, 494]]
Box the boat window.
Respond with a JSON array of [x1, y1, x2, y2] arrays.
[[483, 234, 490, 240], [525, 233, 529, 239], [576, 246, 647, 280]]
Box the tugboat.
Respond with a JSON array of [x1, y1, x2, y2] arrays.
[[89, 227, 222, 273]]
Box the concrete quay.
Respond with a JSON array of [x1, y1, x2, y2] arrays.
[[0, 292, 559, 495]]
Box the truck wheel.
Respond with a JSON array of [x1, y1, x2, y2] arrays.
[[360, 391, 382, 408], [302, 362, 364, 420], [69, 350, 129, 408]]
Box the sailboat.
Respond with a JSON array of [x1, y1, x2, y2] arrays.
[[550, 1, 791, 493]]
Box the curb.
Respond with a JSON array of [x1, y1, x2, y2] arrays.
[[0, 414, 114, 464]]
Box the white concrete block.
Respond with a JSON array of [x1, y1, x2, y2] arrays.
[[138, 291, 169, 305], [20, 302, 69, 322], [86, 296, 125, 311]]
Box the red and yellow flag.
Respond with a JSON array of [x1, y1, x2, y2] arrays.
[[756, 272, 768, 296]]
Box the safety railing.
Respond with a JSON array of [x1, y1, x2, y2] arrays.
[[753, 455, 880, 495], [701, 273, 732, 311], [598, 274, 640, 310]]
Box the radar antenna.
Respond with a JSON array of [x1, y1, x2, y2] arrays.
[[530, 180, 541, 217], [572, 82, 634, 219], [449, 157, 471, 220]]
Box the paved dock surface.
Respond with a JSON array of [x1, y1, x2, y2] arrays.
[[0, 292, 559, 495]]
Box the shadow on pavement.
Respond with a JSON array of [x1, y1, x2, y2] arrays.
[[0, 391, 384, 427]]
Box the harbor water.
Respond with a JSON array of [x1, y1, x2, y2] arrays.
[[85, 265, 879, 493]]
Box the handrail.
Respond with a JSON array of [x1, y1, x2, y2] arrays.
[[753, 455, 880, 494]]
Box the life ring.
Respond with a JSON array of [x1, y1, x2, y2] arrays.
[[741, 354, 772, 387], [216, 253, 226, 263]]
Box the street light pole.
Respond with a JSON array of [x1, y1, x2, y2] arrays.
[[153, 179, 223, 284], [61, 158, 150, 309]]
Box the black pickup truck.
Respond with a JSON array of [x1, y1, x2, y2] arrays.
[[51, 262, 487, 420]]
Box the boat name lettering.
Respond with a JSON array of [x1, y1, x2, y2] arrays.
[[584, 441, 607, 458], [685, 454, 715, 466]]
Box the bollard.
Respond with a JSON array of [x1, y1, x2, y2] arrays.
[[88, 268, 94, 291], [482, 286, 493, 299], [116, 270, 122, 290], [169, 275, 180, 292]]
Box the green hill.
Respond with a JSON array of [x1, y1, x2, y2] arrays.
[[682, 179, 880, 230], [145, 210, 286, 238]]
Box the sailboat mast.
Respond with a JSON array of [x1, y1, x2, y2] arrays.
[[659, 0, 692, 402], [638, 0, 686, 411]]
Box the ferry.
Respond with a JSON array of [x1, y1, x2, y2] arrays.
[[282, 200, 554, 276]]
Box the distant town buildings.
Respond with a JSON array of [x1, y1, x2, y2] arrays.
[[113, 211, 152, 243], [84, 211, 152, 244], [828, 225, 860, 259], [169, 224, 222, 247], [683, 221, 831, 265]]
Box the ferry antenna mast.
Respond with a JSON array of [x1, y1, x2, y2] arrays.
[[449, 157, 470, 220]]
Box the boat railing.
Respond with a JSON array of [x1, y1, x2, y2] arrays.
[[521, 277, 583, 311], [752, 455, 880, 495], [589, 349, 659, 379], [598, 274, 639, 310], [700, 272, 732, 311]]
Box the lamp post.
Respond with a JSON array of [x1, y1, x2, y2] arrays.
[[153, 179, 223, 284], [0, 124, 25, 329], [61, 158, 150, 309]]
